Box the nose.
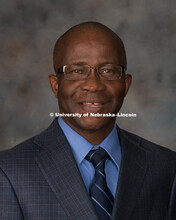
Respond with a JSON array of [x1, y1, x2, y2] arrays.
[[80, 68, 106, 92]]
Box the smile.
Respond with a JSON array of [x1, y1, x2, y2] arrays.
[[82, 102, 104, 107], [78, 101, 105, 113]]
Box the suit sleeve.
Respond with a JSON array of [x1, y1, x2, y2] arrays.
[[168, 174, 176, 220], [0, 168, 23, 220]]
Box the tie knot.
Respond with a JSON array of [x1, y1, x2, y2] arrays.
[[86, 147, 108, 169]]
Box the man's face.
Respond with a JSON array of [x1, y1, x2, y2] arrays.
[[50, 29, 131, 134]]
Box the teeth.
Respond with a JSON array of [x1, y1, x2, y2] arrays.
[[84, 102, 101, 105], [93, 103, 100, 105]]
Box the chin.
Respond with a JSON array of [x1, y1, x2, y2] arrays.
[[74, 116, 114, 132]]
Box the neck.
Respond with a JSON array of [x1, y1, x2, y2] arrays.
[[81, 127, 114, 145], [62, 118, 115, 145]]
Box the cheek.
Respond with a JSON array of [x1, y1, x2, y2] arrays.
[[114, 87, 126, 99], [57, 80, 79, 111], [109, 83, 126, 109], [57, 87, 70, 111]]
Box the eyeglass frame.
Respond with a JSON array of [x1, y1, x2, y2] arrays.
[[56, 63, 126, 81]]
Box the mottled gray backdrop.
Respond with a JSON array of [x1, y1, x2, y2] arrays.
[[0, 0, 176, 151]]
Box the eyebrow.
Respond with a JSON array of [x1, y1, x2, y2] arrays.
[[68, 62, 119, 66], [71, 62, 88, 65]]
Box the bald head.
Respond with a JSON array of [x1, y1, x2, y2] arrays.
[[53, 22, 127, 72]]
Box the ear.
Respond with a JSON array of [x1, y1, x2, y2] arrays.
[[124, 74, 132, 96], [49, 75, 59, 98]]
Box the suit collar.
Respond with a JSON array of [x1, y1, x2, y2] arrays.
[[34, 118, 98, 220], [111, 126, 148, 220]]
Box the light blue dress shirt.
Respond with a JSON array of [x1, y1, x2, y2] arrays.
[[58, 117, 121, 198]]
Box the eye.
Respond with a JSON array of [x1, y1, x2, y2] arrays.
[[67, 65, 85, 75], [71, 69, 84, 74], [101, 68, 115, 74]]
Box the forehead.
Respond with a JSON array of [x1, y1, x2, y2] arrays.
[[64, 38, 119, 64], [54, 26, 126, 69]]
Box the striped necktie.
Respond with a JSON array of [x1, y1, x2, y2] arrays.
[[86, 147, 114, 220]]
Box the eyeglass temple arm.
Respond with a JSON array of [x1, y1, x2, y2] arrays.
[[56, 66, 64, 75]]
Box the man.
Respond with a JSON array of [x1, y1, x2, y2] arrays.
[[0, 22, 176, 220]]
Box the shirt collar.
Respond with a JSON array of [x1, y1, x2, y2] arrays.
[[58, 117, 121, 169]]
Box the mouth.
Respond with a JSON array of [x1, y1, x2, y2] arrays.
[[82, 101, 104, 107], [78, 101, 105, 113]]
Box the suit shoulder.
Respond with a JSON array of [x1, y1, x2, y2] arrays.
[[0, 118, 59, 166], [120, 129, 176, 176], [0, 135, 41, 166], [120, 128, 176, 157]]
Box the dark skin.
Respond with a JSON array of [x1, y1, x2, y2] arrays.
[[49, 22, 132, 145]]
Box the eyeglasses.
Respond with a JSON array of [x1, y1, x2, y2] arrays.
[[56, 64, 125, 81]]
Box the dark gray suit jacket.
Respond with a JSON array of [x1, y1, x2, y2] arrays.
[[0, 118, 176, 220]]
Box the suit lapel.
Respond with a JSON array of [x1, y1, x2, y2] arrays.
[[34, 119, 98, 220], [112, 128, 148, 220]]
